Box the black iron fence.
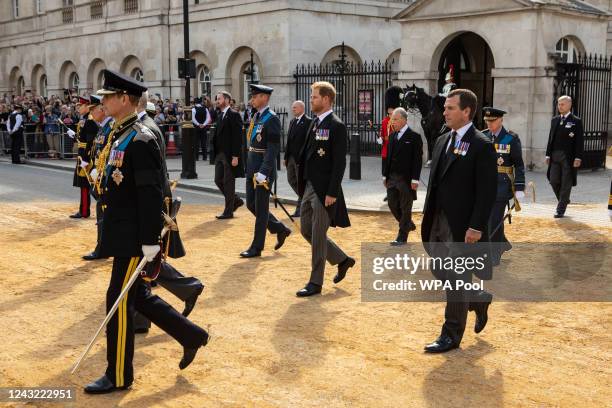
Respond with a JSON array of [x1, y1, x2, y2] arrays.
[[294, 52, 395, 156], [553, 54, 612, 169]]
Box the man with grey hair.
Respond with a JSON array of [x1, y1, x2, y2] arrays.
[[383, 107, 423, 245], [545, 95, 583, 218], [284, 100, 312, 217]]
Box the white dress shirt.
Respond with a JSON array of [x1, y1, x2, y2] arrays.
[[446, 121, 473, 152], [192, 104, 211, 126], [314, 109, 333, 123], [9, 111, 23, 134]]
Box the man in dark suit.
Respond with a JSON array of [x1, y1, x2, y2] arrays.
[[211, 91, 245, 219], [421, 89, 497, 353], [545, 95, 583, 218], [296, 81, 355, 297], [383, 107, 423, 246], [239, 84, 291, 258], [284, 100, 311, 217]]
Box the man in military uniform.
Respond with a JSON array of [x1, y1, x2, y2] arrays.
[[239, 84, 292, 258], [70, 97, 99, 219], [82, 95, 111, 260], [84, 70, 209, 394], [545, 95, 583, 218], [7, 103, 24, 164], [296, 81, 354, 296], [482, 107, 525, 264]]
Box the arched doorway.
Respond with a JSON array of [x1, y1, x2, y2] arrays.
[[437, 32, 494, 125]]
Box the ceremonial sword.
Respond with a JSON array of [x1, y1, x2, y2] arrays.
[[253, 175, 296, 224]]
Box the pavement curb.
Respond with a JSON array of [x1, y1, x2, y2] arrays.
[[4, 158, 390, 214]]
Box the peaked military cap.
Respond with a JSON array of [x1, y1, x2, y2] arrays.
[[78, 96, 90, 105], [146, 102, 157, 114], [249, 84, 273, 95], [97, 69, 147, 97], [483, 107, 507, 120], [88, 94, 102, 108]]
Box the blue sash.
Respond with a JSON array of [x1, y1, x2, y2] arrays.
[[249, 111, 273, 145]]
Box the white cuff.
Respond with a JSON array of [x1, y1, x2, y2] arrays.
[[411, 180, 419, 185]]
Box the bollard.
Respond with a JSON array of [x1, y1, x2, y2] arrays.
[[349, 132, 361, 180]]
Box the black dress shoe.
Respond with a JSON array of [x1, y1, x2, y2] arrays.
[[424, 335, 458, 353], [82, 251, 100, 261], [233, 198, 244, 211], [216, 213, 234, 220], [179, 331, 211, 370], [84, 375, 130, 394], [239, 249, 261, 258], [274, 229, 291, 250], [333, 256, 355, 284], [296, 282, 322, 297], [291, 208, 301, 218], [390, 231, 408, 246], [69, 212, 83, 219], [473, 293, 493, 333], [554, 212, 565, 218], [134, 327, 149, 334], [390, 240, 407, 246], [182, 286, 204, 317]]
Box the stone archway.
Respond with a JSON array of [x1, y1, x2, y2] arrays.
[[59, 60, 78, 92], [87, 58, 106, 93], [9, 66, 24, 95], [225, 46, 263, 104], [321, 44, 362, 67], [31, 64, 46, 96], [119, 55, 144, 81], [189, 50, 213, 99], [435, 32, 495, 123]]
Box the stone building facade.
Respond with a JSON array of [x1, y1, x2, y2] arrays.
[[1, 0, 610, 164]]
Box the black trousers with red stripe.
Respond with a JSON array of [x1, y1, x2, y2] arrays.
[[105, 257, 208, 387], [79, 185, 91, 218]]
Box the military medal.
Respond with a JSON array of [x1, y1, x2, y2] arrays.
[[256, 134, 262, 142], [569, 132, 575, 138], [317, 148, 325, 157], [497, 156, 504, 166], [111, 168, 124, 185]]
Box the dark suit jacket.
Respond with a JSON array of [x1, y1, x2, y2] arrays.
[[73, 117, 99, 187], [545, 113, 583, 186], [383, 127, 423, 200], [284, 114, 312, 162], [211, 108, 245, 178], [141, 113, 171, 199], [297, 112, 350, 228], [421, 125, 497, 279]]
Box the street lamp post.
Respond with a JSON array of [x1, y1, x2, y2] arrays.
[[180, 0, 197, 179]]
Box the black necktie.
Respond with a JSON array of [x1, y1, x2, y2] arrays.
[[307, 117, 319, 149], [447, 131, 457, 155]]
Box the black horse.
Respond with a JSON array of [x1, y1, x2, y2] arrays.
[[402, 84, 448, 164]]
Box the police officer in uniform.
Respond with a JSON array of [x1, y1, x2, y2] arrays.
[[482, 107, 525, 264], [70, 97, 99, 219], [239, 84, 292, 258], [8, 103, 24, 164], [192, 97, 211, 161], [84, 70, 209, 394]]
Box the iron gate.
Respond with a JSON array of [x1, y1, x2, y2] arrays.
[[553, 54, 612, 169], [294, 43, 395, 156]]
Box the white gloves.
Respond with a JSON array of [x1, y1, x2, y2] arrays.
[[142, 245, 160, 262], [67, 129, 76, 139], [515, 191, 525, 199], [80, 160, 89, 169], [376, 137, 383, 145], [89, 168, 98, 180], [255, 172, 267, 183], [608, 209, 612, 221]]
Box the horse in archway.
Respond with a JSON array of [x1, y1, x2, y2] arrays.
[[402, 84, 448, 165]]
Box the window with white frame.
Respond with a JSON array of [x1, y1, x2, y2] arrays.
[[36, 0, 43, 14], [69, 72, 80, 93], [13, 0, 19, 18], [198, 66, 211, 97], [131, 68, 144, 82], [556, 37, 579, 63]]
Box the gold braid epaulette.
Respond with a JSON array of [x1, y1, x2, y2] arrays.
[[93, 127, 116, 195]]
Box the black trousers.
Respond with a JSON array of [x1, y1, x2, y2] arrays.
[[386, 175, 415, 237], [245, 176, 287, 252], [214, 153, 238, 215], [10, 132, 22, 163], [93, 200, 104, 255], [549, 150, 573, 212], [106, 257, 207, 387], [133, 262, 205, 331], [195, 127, 208, 160], [488, 199, 512, 263], [429, 210, 491, 346]]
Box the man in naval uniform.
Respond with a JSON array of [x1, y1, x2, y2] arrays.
[[70, 97, 99, 219], [239, 84, 292, 258], [482, 107, 526, 264], [84, 69, 209, 394]]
